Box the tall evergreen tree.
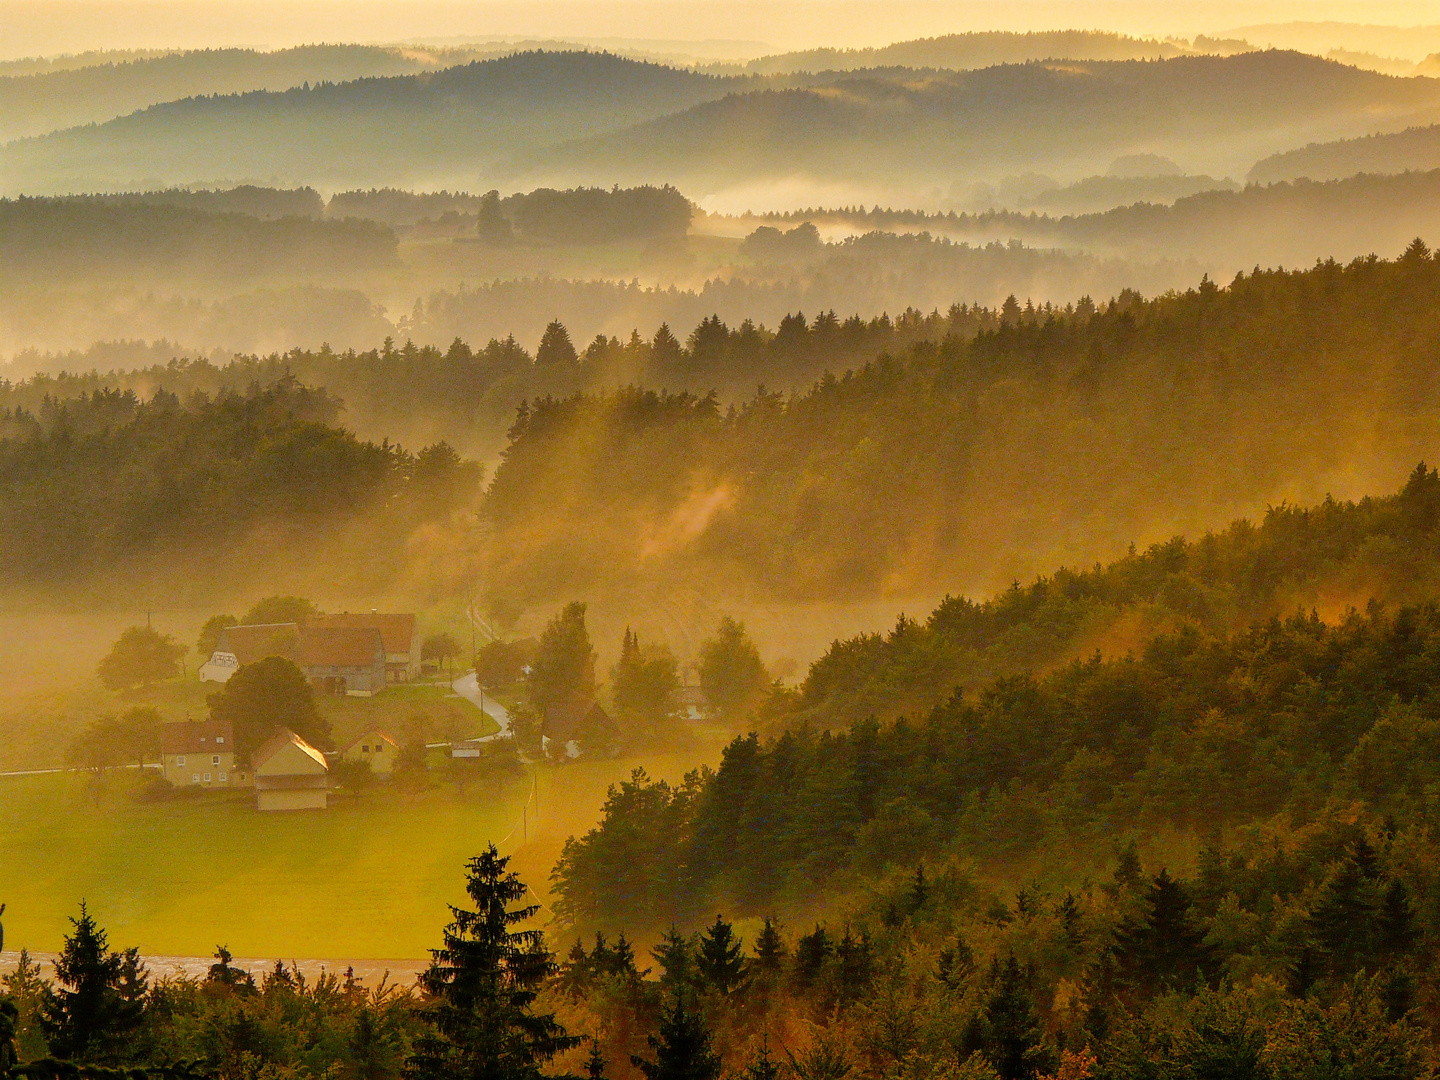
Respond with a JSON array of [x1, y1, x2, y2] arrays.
[[753, 918, 786, 976], [529, 602, 597, 718], [652, 928, 694, 993], [40, 903, 147, 1062], [630, 993, 720, 1080], [695, 915, 746, 995], [409, 845, 579, 1080], [1112, 869, 1213, 1000]]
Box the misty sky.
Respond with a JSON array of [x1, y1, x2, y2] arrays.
[[3, 0, 1440, 58]]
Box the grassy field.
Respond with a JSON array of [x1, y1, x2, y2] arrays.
[[0, 740, 724, 961]]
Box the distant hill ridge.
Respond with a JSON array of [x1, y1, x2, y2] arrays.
[[1249, 122, 1440, 183]]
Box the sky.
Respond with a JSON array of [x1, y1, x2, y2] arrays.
[[3, 0, 1440, 58]]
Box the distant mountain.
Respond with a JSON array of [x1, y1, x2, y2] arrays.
[[0, 45, 441, 143], [1249, 123, 1440, 182], [722, 30, 1190, 75], [0, 51, 744, 195], [514, 52, 1440, 198]]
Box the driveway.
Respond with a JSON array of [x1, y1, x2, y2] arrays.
[[451, 672, 512, 742]]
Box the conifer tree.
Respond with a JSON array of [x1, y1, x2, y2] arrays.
[[1112, 869, 1212, 1000], [753, 918, 786, 975], [40, 903, 147, 1062], [630, 993, 720, 1080], [652, 928, 694, 993], [585, 1036, 607, 1080], [695, 915, 746, 995], [409, 845, 578, 1080]]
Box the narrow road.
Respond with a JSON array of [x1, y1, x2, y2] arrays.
[[451, 672, 512, 742]]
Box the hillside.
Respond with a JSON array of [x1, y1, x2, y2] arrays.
[[477, 246, 1440, 614], [0, 51, 744, 194], [515, 52, 1440, 199], [1249, 122, 1440, 182]]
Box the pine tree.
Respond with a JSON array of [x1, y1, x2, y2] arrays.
[[1112, 869, 1212, 1000], [652, 928, 694, 993], [753, 918, 786, 975], [409, 845, 579, 1080], [630, 993, 721, 1080], [40, 903, 147, 1062], [908, 865, 929, 912], [586, 1036, 607, 1080], [740, 1036, 781, 1080], [695, 915, 746, 995], [979, 955, 1049, 1080]]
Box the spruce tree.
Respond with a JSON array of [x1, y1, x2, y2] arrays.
[[1112, 869, 1212, 1000], [652, 928, 694, 993], [40, 903, 147, 1062], [695, 915, 746, 995], [630, 993, 720, 1080], [585, 1036, 607, 1080], [753, 918, 786, 975], [409, 845, 579, 1080]]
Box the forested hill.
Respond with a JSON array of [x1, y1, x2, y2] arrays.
[[0, 45, 437, 142], [480, 244, 1440, 611], [1249, 122, 1440, 183], [0, 51, 742, 194], [514, 52, 1440, 195], [724, 29, 1190, 74], [0, 378, 481, 598]]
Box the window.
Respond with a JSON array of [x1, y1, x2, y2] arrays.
[[203, 772, 211, 783], [216, 735, 225, 743], [176, 755, 185, 766], [362, 744, 370, 753], [374, 743, 383, 752], [191, 773, 200, 784], [212, 755, 220, 766], [218, 772, 227, 782]]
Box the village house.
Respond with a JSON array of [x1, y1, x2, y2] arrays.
[[197, 621, 387, 696], [342, 729, 399, 776], [252, 728, 330, 811], [298, 626, 386, 696], [160, 718, 249, 788], [311, 613, 420, 682]]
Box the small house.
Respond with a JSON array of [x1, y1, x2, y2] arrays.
[[342, 729, 399, 776], [252, 728, 330, 811], [541, 695, 618, 759], [160, 719, 248, 788]]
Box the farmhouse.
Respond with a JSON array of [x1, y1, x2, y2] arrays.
[[198, 622, 386, 696], [342, 729, 399, 776], [298, 626, 386, 696], [311, 613, 420, 682], [253, 728, 330, 811], [160, 719, 249, 788]]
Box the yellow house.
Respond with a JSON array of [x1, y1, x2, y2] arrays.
[[252, 728, 330, 811], [160, 719, 250, 788], [342, 729, 399, 776]]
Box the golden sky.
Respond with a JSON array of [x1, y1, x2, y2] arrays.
[[1, 0, 1439, 58]]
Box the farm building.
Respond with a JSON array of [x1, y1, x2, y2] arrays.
[[160, 719, 249, 788], [311, 613, 420, 682], [342, 729, 399, 776], [253, 728, 330, 811], [198, 622, 386, 696]]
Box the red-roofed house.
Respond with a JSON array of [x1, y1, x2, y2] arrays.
[[160, 719, 249, 788], [311, 613, 420, 682], [252, 728, 330, 811]]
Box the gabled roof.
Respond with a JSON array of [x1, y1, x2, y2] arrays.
[[542, 695, 616, 744], [253, 728, 329, 774], [296, 626, 383, 668], [161, 719, 234, 756], [311, 613, 417, 656], [214, 623, 300, 665], [345, 730, 398, 753]]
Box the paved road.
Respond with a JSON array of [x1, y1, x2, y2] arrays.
[[451, 672, 512, 742]]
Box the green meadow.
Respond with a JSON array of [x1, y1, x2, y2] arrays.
[[0, 743, 715, 961]]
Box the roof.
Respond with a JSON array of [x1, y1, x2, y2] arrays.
[[296, 626, 383, 668], [252, 728, 329, 774], [311, 613, 417, 656], [161, 719, 234, 756], [542, 695, 616, 744], [214, 623, 300, 665]]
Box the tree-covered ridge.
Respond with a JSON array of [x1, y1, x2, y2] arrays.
[[480, 244, 1440, 607], [0, 197, 398, 280], [0, 376, 480, 585], [553, 592, 1440, 933]]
